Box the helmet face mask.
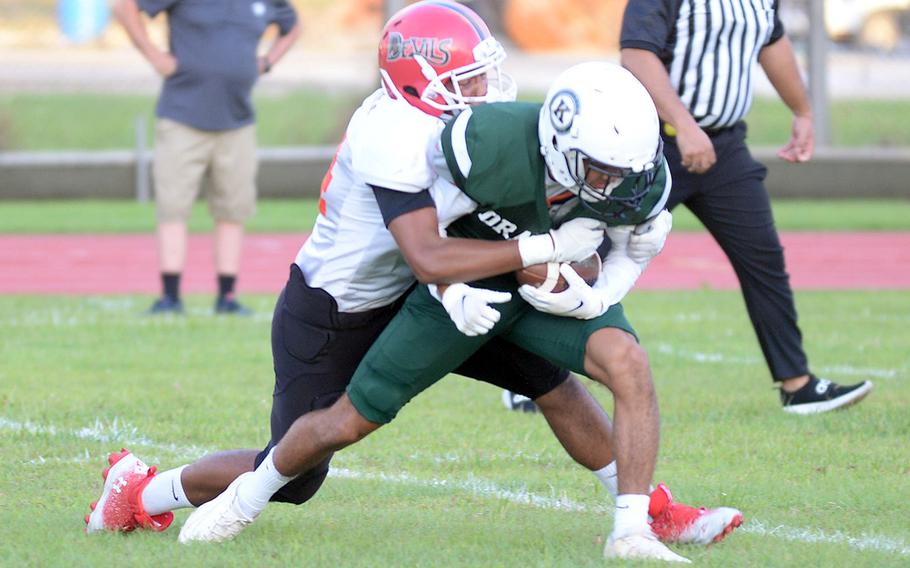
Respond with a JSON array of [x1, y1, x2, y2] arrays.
[[576, 166, 663, 223], [539, 62, 664, 222], [378, 2, 515, 117], [569, 138, 663, 205]]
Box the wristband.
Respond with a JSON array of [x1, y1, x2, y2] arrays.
[[427, 283, 442, 302], [517, 233, 555, 267]]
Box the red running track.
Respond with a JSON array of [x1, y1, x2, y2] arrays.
[[1, 232, 909, 294]]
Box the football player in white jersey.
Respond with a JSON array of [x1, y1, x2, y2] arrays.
[[85, 2, 736, 554], [84, 0, 604, 538]]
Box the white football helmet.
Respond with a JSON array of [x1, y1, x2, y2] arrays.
[[539, 62, 662, 210]]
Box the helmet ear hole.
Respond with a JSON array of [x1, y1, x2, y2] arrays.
[[403, 86, 419, 97]]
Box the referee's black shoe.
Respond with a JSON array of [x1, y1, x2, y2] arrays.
[[780, 375, 873, 415]]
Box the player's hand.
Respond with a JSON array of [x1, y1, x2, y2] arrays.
[[627, 209, 673, 264], [432, 283, 512, 336], [150, 51, 178, 77], [518, 217, 605, 267], [518, 264, 605, 320], [549, 217, 606, 263], [777, 114, 814, 163], [676, 122, 716, 173]]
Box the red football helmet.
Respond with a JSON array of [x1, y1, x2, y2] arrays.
[[378, 1, 515, 117]]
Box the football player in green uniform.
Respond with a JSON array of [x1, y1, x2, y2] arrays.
[[181, 63, 742, 562]]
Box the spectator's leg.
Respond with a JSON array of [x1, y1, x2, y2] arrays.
[[210, 124, 257, 312], [150, 118, 210, 311], [157, 221, 188, 274], [214, 221, 243, 277]]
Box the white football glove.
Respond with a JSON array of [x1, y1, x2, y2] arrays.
[[429, 283, 512, 337], [590, 225, 648, 308], [627, 209, 672, 265], [517, 217, 605, 267], [518, 264, 606, 320]]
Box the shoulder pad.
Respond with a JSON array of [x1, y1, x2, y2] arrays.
[[348, 94, 444, 193]]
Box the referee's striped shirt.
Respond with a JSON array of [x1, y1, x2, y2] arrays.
[[620, 0, 785, 130]]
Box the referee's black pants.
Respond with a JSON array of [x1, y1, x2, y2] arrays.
[[662, 121, 809, 382]]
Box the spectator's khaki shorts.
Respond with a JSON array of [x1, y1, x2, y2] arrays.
[[153, 118, 258, 223]]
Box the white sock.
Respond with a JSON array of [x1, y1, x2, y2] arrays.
[[141, 465, 191, 516], [612, 493, 651, 539], [593, 461, 618, 498], [234, 448, 294, 519]]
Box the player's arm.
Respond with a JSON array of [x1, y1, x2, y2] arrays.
[[112, 0, 176, 77], [374, 186, 602, 284], [593, 215, 669, 309]]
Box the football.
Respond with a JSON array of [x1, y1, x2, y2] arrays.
[[516, 253, 602, 293]]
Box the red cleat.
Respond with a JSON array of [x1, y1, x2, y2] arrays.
[[649, 483, 743, 545], [84, 448, 174, 533]]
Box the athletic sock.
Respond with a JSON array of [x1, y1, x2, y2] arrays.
[[217, 274, 236, 301], [234, 448, 294, 519], [613, 494, 651, 539], [141, 465, 191, 516], [162, 273, 181, 301], [593, 461, 618, 498]]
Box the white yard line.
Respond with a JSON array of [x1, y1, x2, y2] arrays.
[[4, 416, 908, 557], [652, 343, 901, 380]]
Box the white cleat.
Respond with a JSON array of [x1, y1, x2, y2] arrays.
[[604, 530, 691, 563], [178, 472, 257, 544]]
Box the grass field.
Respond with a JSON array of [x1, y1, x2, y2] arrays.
[[0, 289, 907, 567], [2, 93, 910, 150], [1, 200, 908, 565]]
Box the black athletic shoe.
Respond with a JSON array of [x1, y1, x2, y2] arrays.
[[780, 374, 873, 415], [214, 297, 252, 316], [501, 390, 539, 413], [147, 296, 184, 315]]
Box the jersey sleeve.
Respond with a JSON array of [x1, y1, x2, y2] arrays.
[[371, 186, 436, 227], [620, 0, 676, 54], [441, 103, 545, 210], [269, 0, 298, 35], [767, 0, 786, 45], [137, 0, 178, 17], [348, 93, 444, 194]]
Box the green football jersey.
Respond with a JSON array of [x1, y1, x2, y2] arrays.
[[441, 103, 550, 289], [440, 102, 671, 290]]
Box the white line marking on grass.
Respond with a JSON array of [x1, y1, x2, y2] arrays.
[[5, 416, 909, 557], [28, 449, 95, 465], [653, 343, 901, 380], [740, 520, 910, 557], [328, 468, 910, 556], [329, 468, 610, 514], [0, 417, 209, 463]]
